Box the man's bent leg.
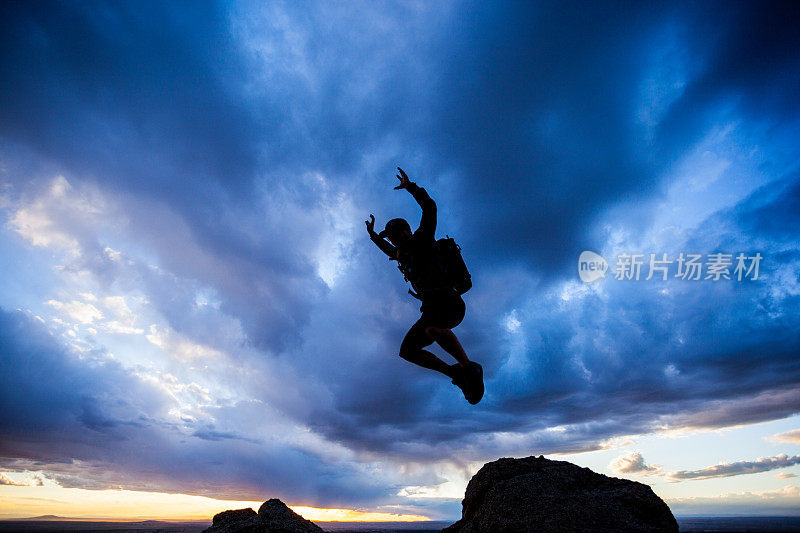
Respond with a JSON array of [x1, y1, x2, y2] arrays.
[[400, 320, 455, 378], [426, 326, 470, 367]]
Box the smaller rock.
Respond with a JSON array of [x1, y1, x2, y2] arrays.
[[204, 507, 258, 533], [203, 499, 323, 533], [258, 498, 323, 532], [212, 508, 257, 526]]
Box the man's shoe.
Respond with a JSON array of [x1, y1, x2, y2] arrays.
[[464, 362, 484, 405], [450, 362, 483, 405]]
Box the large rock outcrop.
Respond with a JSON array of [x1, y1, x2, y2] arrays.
[[203, 498, 323, 533], [442, 455, 678, 533]]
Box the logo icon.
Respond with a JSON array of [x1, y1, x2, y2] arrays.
[[578, 251, 608, 283]]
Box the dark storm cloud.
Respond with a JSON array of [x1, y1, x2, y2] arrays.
[[1, 0, 800, 512], [425, 1, 669, 273], [2, 0, 797, 345], [657, 2, 800, 151], [0, 0, 327, 351], [0, 309, 168, 454], [0, 1, 259, 196], [0, 308, 409, 506], [480, 174, 800, 431], [425, 1, 800, 277], [293, 168, 800, 462], [0, 0, 452, 352]]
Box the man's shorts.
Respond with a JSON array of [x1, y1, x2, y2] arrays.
[[418, 293, 465, 329], [400, 293, 466, 355]]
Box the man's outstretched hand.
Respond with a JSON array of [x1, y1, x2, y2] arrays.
[[365, 214, 376, 235], [394, 167, 411, 190]]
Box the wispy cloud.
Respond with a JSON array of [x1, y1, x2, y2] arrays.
[[668, 455, 800, 482], [0, 473, 42, 487], [769, 429, 800, 445], [609, 453, 661, 476], [668, 485, 800, 516], [610, 452, 800, 482], [0, 474, 28, 486]]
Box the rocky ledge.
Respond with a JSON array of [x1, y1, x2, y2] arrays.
[[441, 455, 678, 532]]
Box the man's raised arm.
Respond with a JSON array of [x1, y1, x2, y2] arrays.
[[395, 167, 436, 243]]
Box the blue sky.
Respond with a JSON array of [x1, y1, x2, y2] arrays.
[[1, 0, 799, 520]]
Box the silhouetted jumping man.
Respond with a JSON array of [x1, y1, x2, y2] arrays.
[[366, 167, 484, 404]]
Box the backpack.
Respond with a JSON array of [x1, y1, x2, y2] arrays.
[[437, 236, 472, 295]]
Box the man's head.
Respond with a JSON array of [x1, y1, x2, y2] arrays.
[[380, 218, 412, 246]]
